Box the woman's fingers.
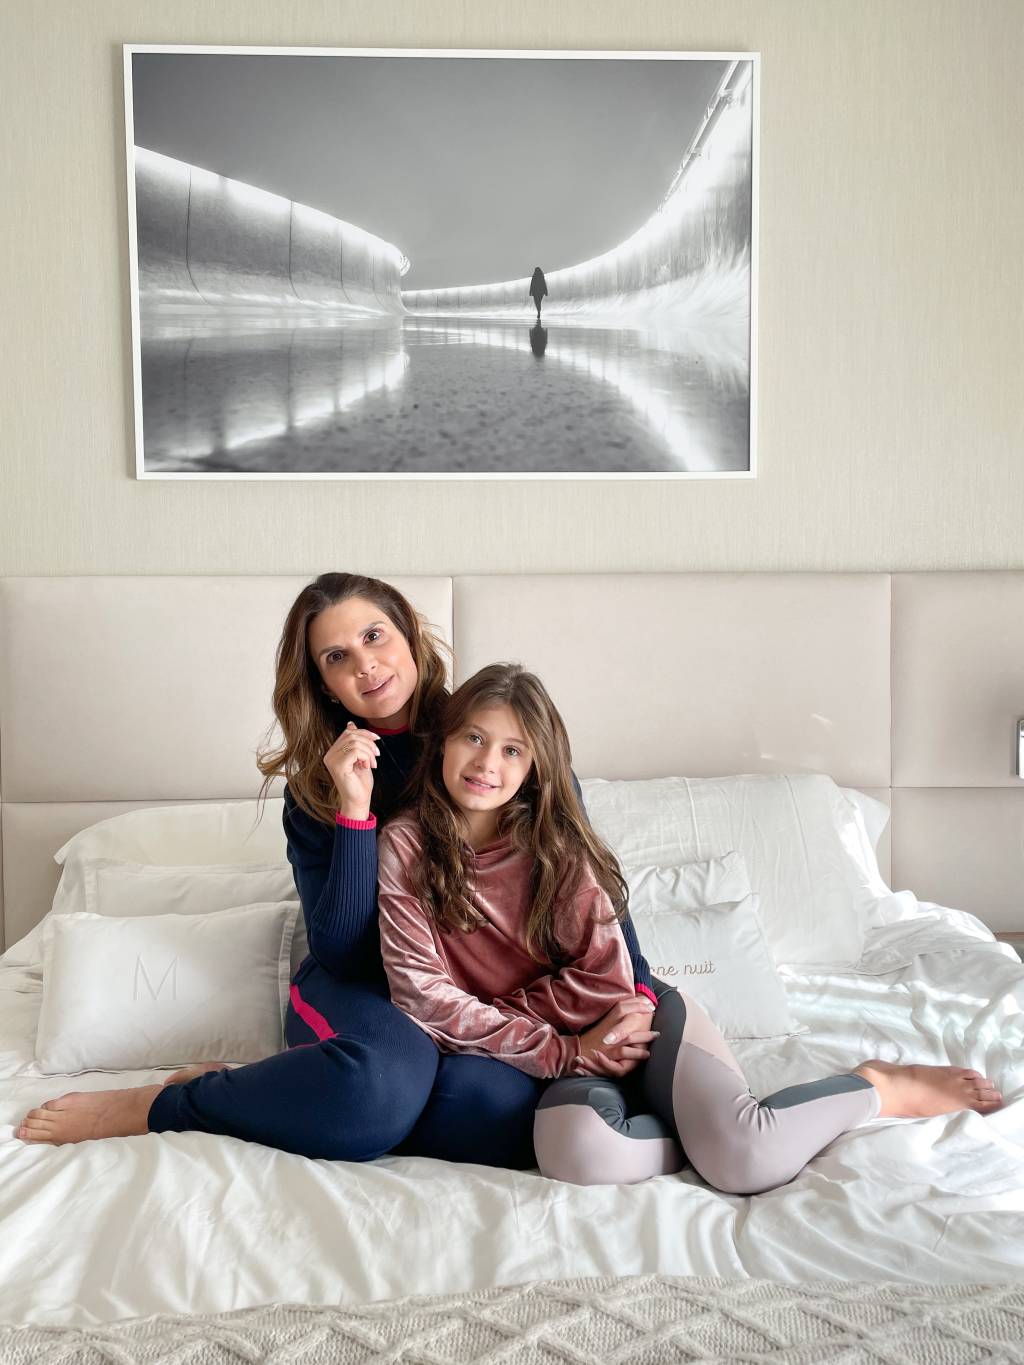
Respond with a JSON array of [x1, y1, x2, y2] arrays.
[[338, 722, 381, 750], [327, 728, 380, 764], [328, 728, 381, 773], [350, 745, 378, 771], [344, 721, 380, 739], [345, 737, 382, 758]]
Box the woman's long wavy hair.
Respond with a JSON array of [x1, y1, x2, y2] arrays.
[[256, 573, 451, 826], [406, 663, 627, 964]]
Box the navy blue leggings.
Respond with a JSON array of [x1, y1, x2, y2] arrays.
[[396, 1053, 542, 1168], [148, 957, 541, 1166]]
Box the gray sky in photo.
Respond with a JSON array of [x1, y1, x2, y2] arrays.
[[131, 52, 728, 289]]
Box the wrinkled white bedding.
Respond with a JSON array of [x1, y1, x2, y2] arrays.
[[1, 896, 1022, 1327]]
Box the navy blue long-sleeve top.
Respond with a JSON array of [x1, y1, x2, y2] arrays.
[[283, 725, 655, 1000]]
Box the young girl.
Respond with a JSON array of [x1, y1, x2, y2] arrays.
[[378, 663, 1004, 1192]]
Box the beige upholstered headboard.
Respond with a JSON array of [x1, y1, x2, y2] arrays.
[[1, 573, 1022, 951]]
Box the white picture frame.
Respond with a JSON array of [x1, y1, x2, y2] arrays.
[[124, 46, 760, 481]]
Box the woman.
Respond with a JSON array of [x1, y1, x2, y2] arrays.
[[16, 574, 656, 1154], [529, 266, 548, 322]]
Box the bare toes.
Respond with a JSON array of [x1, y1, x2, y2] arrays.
[[41, 1093, 83, 1111], [17, 1119, 58, 1143]]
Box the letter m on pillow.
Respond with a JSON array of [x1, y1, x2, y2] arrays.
[[133, 955, 178, 1002]]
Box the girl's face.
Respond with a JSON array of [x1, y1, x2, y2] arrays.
[[309, 597, 417, 729], [442, 705, 533, 819]]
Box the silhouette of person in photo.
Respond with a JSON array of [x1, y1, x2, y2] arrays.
[[529, 324, 548, 357], [529, 266, 548, 322]]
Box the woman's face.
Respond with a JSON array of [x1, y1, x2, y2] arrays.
[[309, 597, 418, 729]]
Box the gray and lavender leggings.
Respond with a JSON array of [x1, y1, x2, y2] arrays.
[[534, 987, 881, 1193]]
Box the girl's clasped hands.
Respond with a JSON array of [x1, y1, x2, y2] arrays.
[[573, 997, 659, 1078]]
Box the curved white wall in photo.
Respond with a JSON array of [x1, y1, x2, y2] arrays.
[[133, 147, 408, 316], [401, 61, 752, 322]]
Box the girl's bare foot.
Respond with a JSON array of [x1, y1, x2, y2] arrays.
[[15, 1086, 163, 1145], [852, 1060, 1003, 1118], [161, 1061, 231, 1086]]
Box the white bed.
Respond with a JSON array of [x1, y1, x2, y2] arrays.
[[1, 573, 1022, 1333], [1, 893, 1022, 1326]]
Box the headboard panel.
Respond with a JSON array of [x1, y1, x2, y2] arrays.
[[1, 573, 1021, 950], [890, 572, 1024, 919], [0, 576, 453, 801], [453, 574, 891, 785], [0, 576, 453, 948]]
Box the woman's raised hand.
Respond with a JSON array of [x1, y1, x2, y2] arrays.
[[323, 721, 380, 821], [573, 997, 659, 1079]]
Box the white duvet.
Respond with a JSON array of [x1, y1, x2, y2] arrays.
[[1, 895, 1022, 1327]]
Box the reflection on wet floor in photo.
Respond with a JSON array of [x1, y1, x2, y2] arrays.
[[140, 313, 750, 475]]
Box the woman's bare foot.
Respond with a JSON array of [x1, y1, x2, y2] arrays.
[[15, 1086, 163, 1145], [161, 1061, 230, 1086], [853, 1059, 1003, 1118]]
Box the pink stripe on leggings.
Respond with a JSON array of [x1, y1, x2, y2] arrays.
[[289, 984, 335, 1041]]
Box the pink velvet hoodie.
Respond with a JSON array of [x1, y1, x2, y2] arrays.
[[377, 815, 634, 1078]]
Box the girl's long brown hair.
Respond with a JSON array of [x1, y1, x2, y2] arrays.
[[256, 573, 451, 825], [406, 663, 627, 963]]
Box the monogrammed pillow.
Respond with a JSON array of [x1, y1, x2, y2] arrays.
[[35, 903, 295, 1075], [628, 867, 798, 1038]]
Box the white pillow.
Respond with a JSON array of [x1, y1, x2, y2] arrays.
[[7, 857, 309, 977], [629, 850, 753, 913], [77, 860, 308, 977], [839, 788, 890, 855], [35, 902, 295, 1074], [77, 859, 296, 917], [53, 799, 287, 868], [1, 795, 297, 972], [582, 773, 876, 967], [628, 877, 798, 1039]]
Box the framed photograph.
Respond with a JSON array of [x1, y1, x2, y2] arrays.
[[124, 46, 759, 480]]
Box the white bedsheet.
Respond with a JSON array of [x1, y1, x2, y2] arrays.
[[1, 897, 1022, 1326]]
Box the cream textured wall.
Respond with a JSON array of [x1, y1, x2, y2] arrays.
[[1, 0, 1020, 575]]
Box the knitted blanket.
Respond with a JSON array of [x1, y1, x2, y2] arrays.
[[3, 1275, 1023, 1364]]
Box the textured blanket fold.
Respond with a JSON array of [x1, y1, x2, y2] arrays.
[[4, 1275, 1023, 1364]]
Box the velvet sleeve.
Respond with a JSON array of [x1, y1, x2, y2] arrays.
[[377, 825, 580, 1079]]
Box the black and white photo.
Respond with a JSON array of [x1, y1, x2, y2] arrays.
[[125, 46, 758, 479]]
